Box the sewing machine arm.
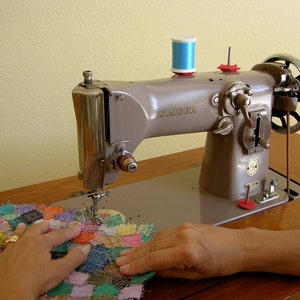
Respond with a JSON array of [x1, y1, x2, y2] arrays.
[[73, 54, 300, 203]]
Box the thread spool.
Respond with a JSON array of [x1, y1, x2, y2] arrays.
[[171, 36, 197, 75]]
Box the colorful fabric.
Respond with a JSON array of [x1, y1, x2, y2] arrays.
[[0, 231, 8, 249], [0, 203, 155, 299]]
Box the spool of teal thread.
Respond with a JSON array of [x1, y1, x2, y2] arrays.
[[171, 36, 197, 75]]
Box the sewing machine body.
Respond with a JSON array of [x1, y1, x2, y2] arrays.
[[74, 70, 274, 198], [68, 54, 300, 226]]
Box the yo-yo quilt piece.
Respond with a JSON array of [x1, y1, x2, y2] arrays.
[[0, 203, 155, 299]]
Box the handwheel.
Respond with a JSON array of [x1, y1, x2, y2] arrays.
[[271, 110, 300, 134], [264, 54, 300, 134]]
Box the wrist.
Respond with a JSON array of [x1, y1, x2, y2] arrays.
[[239, 227, 300, 275], [237, 227, 264, 272]]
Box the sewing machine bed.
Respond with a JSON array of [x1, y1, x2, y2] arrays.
[[52, 166, 299, 229]]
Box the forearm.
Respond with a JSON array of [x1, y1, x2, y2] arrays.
[[241, 227, 300, 275]]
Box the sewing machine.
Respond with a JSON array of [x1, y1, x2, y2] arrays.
[[55, 53, 300, 228]]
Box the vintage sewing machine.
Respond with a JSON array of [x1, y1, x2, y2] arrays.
[[56, 53, 300, 228]]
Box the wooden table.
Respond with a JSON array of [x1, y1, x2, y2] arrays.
[[1, 132, 300, 299]]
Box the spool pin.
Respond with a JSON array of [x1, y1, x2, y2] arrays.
[[238, 184, 255, 210], [218, 46, 240, 72]]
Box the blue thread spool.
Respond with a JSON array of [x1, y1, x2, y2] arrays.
[[171, 36, 197, 75]]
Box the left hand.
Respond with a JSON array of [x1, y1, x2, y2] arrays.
[[0, 221, 91, 299]]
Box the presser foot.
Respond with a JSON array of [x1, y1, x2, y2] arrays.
[[88, 190, 110, 223]]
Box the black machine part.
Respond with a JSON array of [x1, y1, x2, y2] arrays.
[[253, 54, 300, 134]]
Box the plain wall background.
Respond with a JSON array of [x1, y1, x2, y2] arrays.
[[1, 0, 300, 191]]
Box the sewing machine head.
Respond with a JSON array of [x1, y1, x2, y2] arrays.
[[72, 53, 300, 208]]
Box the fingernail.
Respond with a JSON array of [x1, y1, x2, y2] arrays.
[[115, 256, 126, 265], [79, 243, 92, 256], [69, 221, 81, 229], [17, 222, 26, 229], [120, 249, 131, 256], [119, 264, 130, 274]]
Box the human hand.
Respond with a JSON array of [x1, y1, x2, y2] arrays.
[[116, 222, 250, 280], [0, 221, 91, 299]]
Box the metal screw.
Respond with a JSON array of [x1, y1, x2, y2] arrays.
[[213, 96, 219, 104], [116, 94, 124, 101]]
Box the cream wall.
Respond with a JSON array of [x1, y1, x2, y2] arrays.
[[1, 0, 300, 191]]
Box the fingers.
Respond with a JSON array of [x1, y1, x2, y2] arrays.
[[118, 226, 179, 259], [116, 223, 202, 277], [42, 224, 81, 248], [41, 244, 91, 293], [58, 244, 91, 270], [23, 220, 50, 237], [13, 222, 27, 238], [117, 247, 180, 275], [118, 224, 185, 260], [22, 220, 81, 250], [116, 230, 183, 275], [2, 222, 28, 252], [1, 218, 91, 297]]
